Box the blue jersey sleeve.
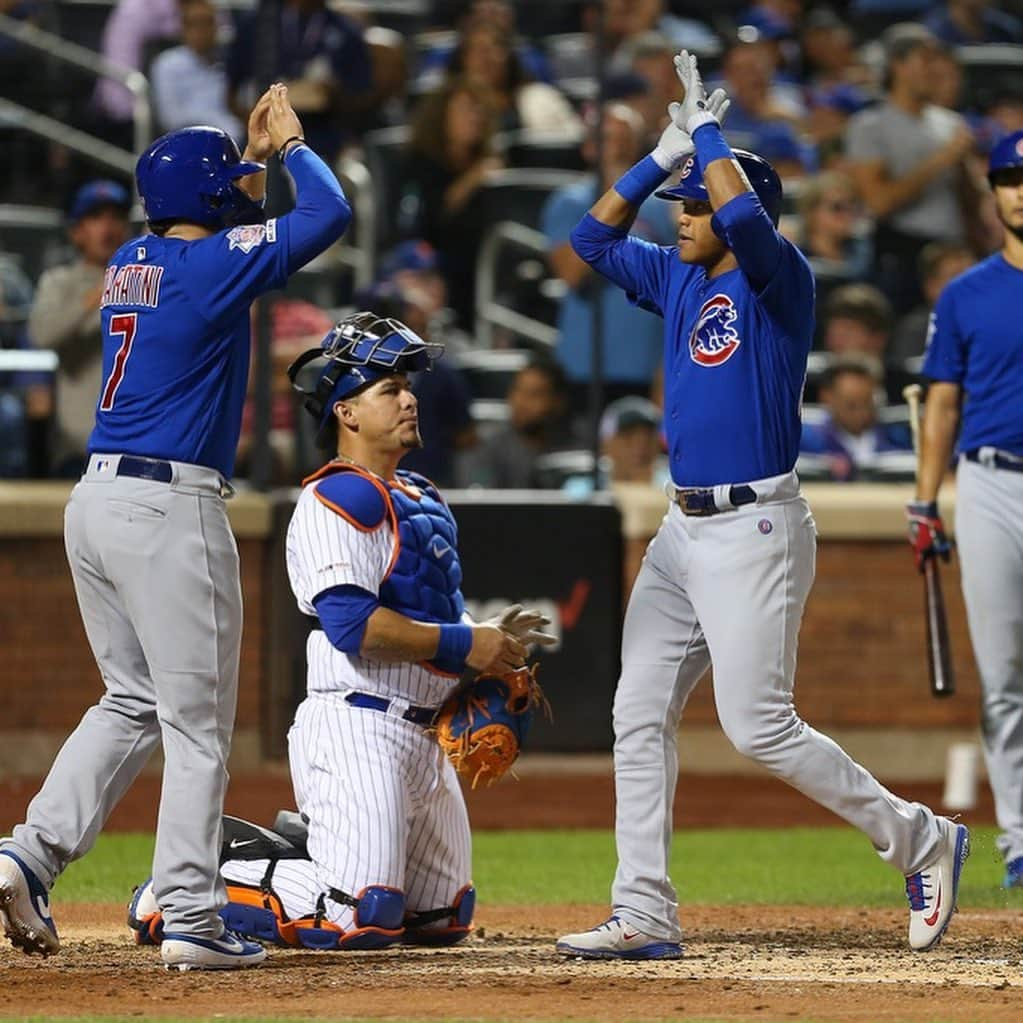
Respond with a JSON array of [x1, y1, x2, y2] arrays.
[[713, 192, 814, 338], [570, 213, 674, 315], [183, 144, 352, 324], [921, 286, 966, 383]]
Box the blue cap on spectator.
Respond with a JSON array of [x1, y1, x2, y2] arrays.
[[69, 180, 131, 223], [738, 10, 792, 40], [381, 240, 439, 278], [600, 396, 662, 441], [604, 70, 651, 101]]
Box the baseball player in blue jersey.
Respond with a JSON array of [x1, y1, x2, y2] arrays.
[[556, 52, 968, 961], [911, 130, 1023, 889], [125, 311, 552, 951], [0, 85, 351, 971]]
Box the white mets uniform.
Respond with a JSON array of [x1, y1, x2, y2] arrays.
[[222, 462, 471, 932]]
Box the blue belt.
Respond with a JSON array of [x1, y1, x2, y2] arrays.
[[964, 449, 1023, 474], [344, 691, 438, 727], [116, 455, 173, 483], [674, 484, 757, 517]]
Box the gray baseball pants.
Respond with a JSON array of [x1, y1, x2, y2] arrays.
[[610, 471, 943, 941], [1, 454, 241, 937]]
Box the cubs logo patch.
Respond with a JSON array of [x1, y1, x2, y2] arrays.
[[679, 156, 696, 180], [688, 294, 741, 367], [758, 518, 773, 535], [226, 224, 267, 254]]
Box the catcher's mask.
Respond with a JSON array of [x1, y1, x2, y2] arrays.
[[288, 311, 444, 448]]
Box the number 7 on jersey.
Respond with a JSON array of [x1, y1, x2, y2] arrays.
[[100, 312, 138, 411]]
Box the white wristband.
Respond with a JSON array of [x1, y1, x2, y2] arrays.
[[651, 146, 681, 172]]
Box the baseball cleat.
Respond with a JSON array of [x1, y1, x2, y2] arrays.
[[0, 850, 59, 957], [905, 818, 970, 951], [161, 928, 267, 971], [555, 915, 683, 960], [127, 877, 163, 945], [1002, 856, 1023, 889]]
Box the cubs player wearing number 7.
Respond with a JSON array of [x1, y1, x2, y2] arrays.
[[124, 311, 553, 951], [555, 51, 968, 961], [0, 85, 351, 971]]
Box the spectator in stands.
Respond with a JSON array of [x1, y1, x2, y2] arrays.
[[417, 1, 554, 87], [820, 283, 894, 360], [446, 19, 580, 134], [888, 241, 975, 363], [796, 170, 872, 279], [613, 32, 678, 141], [714, 39, 810, 177], [925, 0, 1023, 45], [600, 396, 667, 486], [404, 77, 503, 328], [28, 181, 131, 477], [799, 10, 872, 156], [844, 24, 980, 314], [0, 256, 35, 478], [799, 354, 913, 480], [541, 103, 675, 407], [227, 0, 374, 158], [457, 355, 582, 489], [356, 286, 476, 488], [94, 0, 181, 132], [151, 0, 242, 141]]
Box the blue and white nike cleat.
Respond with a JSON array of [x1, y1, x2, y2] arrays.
[[161, 928, 267, 971], [556, 915, 683, 960], [905, 818, 970, 951], [1002, 855, 1023, 889], [0, 849, 59, 956], [127, 877, 164, 946]]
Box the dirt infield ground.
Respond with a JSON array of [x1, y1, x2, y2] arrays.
[[2, 903, 1022, 1021], [1, 772, 1015, 1021]]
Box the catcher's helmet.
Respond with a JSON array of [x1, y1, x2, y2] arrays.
[[988, 130, 1023, 185], [288, 311, 444, 447], [655, 150, 784, 226], [135, 126, 265, 228]]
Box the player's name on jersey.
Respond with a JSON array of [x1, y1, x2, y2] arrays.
[[101, 263, 165, 309]]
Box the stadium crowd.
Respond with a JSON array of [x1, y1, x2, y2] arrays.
[[1, 0, 1022, 486]]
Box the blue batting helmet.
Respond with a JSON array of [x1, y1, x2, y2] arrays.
[[288, 311, 444, 446], [655, 150, 784, 226], [135, 126, 265, 228], [988, 131, 1023, 185]]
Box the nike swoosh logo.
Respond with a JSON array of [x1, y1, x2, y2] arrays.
[[430, 539, 451, 559], [924, 882, 942, 927], [622, 930, 640, 940], [228, 838, 259, 850]]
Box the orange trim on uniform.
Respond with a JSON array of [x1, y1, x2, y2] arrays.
[[313, 488, 379, 533], [303, 461, 403, 581], [389, 476, 422, 501]]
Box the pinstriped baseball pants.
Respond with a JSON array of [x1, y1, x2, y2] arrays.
[[223, 693, 471, 929]]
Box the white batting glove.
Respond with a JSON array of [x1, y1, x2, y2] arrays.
[[494, 603, 558, 648], [651, 106, 695, 171], [673, 50, 726, 136]]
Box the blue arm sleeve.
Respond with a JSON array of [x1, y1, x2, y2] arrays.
[[185, 145, 352, 322], [710, 192, 784, 295], [280, 144, 353, 273], [312, 584, 379, 655], [569, 213, 673, 315]]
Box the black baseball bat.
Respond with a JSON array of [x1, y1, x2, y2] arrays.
[[924, 557, 955, 697]]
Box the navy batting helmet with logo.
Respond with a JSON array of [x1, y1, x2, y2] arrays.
[[655, 150, 784, 226], [288, 311, 444, 447], [135, 126, 265, 229], [988, 130, 1023, 185]]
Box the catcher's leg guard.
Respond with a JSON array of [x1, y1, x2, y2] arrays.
[[403, 884, 475, 946], [287, 885, 405, 951], [220, 880, 295, 947], [127, 877, 163, 946]]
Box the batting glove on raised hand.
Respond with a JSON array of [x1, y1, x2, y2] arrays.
[[492, 604, 558, 649], [906, 500, 952, 572], [652, 92, 731, 171], [673, 50, 729, 136]]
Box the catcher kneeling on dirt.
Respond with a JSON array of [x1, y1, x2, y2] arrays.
[[129, 312, 552, 955]]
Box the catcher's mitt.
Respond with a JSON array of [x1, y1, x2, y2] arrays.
[[435, 665, 546, 788]]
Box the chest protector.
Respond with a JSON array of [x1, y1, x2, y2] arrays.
[[380, 469, 464, 627]]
